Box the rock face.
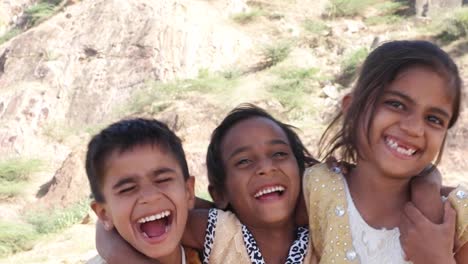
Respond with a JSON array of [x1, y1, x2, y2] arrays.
[[0, 0, 252, 157], [413, 0, 464, 17], [38, 148, 89, 207]]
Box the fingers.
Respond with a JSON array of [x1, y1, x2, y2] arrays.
[[404, 202, 431, 226]]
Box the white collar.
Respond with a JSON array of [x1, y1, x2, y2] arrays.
[[181, 245, 186, 264]]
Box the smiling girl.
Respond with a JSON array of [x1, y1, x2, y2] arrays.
[[305, 40, 468, 263]]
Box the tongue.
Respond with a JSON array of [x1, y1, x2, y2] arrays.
[[258, 191, 280, 200], [141, 219, 167, 238]]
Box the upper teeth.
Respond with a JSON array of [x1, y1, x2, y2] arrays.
[[385, 138, 416, 156], [137, 210, 170, 224], [254, 186, 285, 198]]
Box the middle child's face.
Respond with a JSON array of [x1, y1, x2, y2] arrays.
[[220, 117, 301, 227]]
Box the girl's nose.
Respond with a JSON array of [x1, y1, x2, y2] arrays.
[[400, 114, 424, 137], [256, 158, 276, 176]]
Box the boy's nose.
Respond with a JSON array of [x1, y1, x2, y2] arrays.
[[400, 114, 424, 137], [138, 185, 161, 204]]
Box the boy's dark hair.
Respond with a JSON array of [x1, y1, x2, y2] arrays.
[[86, 118, 189, 202], [319, 40, 462, 164], [206, 103, 317, 193]]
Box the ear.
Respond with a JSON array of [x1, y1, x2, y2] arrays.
[[341, 93, 353, 114], [185, 176, 196, 209], [91, 201, 114, 231], [208, 184, 229, 209]]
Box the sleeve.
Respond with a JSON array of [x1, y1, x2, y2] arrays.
[[447, 186, 468, 251]]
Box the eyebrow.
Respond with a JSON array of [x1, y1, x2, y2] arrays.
[[151, 167, 176, 177], [384, 90, 451, 119], [227, 139, 289, 160]]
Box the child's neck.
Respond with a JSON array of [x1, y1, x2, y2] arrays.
[[152, 245, 183, 264], [347, 160, 411, 229], [247, 218, 296, 264]]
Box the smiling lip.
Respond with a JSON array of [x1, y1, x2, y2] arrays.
[[253, 184, 286, 201], [384, 135, 419, 159]]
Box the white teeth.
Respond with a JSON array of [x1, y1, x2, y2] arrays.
[[137, 210, 171, 224], [254, 186, 285, 198], [385, 138, 416, 156]]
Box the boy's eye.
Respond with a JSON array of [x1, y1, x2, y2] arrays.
[[385, 100, 405, 110], [118, 186, 135, 194], [155, 178, 172, 184]]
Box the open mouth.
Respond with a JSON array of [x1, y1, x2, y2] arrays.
[[136, 210, 173, 241], [254, 185, 285, 200], [384, 136, 418, 157]]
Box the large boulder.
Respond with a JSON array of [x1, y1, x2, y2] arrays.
[[413, 0, 463, 17]]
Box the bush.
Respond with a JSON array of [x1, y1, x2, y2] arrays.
[[24, 2, 56, 26], [0, 29, 21, 45], [120, 70, 240, 115], [0, 221, 38, 257], [303, 19, 329, 34], [326, 0, 373, 18], [436, 8, 468, 43], [340, 47, 368, 79], [232, 10, 263, 24], [0, 158, 43, 199], [26, 200, 90, 234]]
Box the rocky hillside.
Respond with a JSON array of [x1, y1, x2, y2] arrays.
[[0, 0, 467, 262]]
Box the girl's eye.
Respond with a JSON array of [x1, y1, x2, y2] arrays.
[[385, 100, 405, 110], [272, 152, 288, 158], [235, 158, 251, 167], [427, 115, 444, 126]]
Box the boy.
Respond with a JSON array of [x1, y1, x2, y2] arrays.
[[86, 118, 201, 264]]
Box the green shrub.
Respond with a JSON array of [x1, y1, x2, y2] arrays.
[[365, 15, 402, 26], [24, 2, 56, 26], [0, 158, 43, 198], [232, 10, 263, 24], [0, 29, 21, 45], [121, 70, 240, 115], [0, 158, 43, 182], [26, 200, 89, 234], [326, 0, 373, 17], [341, 47, 368, 79], [0, 220, 38, 257], [262, 42, 291, 68], [303, 19, 329, 34], [436, 8, 468, 43]]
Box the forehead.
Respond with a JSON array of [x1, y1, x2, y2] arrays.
[[102, 144, 181, 183], [221, 117, 290, 154], [386, 66, 454, 111]]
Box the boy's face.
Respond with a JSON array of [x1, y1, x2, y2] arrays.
[[92, 144, 195, 260]]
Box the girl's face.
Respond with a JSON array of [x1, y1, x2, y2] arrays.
[[219, 117, 300, 227], [357, 66, 454, 178]]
